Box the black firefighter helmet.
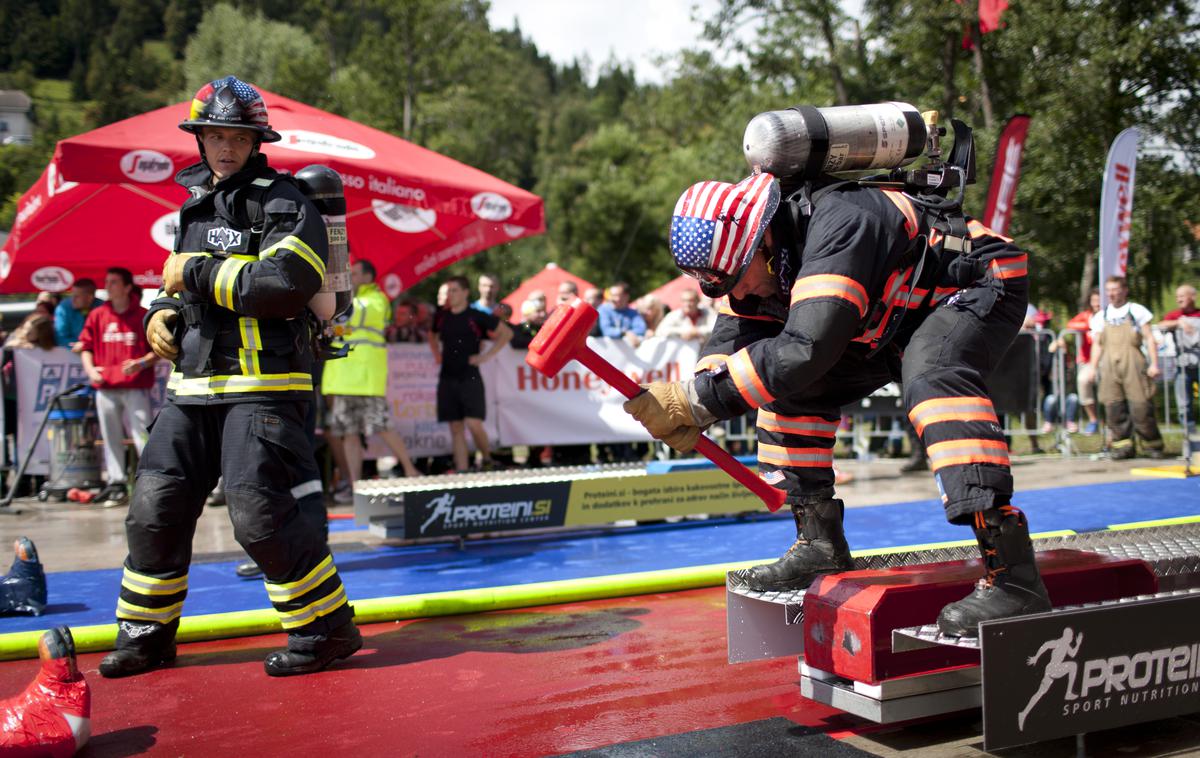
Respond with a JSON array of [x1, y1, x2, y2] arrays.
[[178, 75, 281, 143]]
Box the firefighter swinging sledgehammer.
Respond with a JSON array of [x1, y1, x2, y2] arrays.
[[624, 103, 1052, 637]]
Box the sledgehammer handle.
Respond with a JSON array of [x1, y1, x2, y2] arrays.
[[575, 347, 787, 512]]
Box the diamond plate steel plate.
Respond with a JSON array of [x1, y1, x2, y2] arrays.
[[891, 587, 1200, 653], [352, 462, 648, 501], [728, 522, 1200, 613]]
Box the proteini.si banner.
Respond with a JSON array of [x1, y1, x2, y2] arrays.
[[982, 114, 1031, 236], [1098, 128, 1140, 308]]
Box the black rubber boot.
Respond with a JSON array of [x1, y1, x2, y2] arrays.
[[99, 620, 178, 678], [0, 537, 47, 616], [235, 560, 264, 579], [727, 498, 853, 591], [937, 507, 1052, 637], [264, 620, 362, 677]]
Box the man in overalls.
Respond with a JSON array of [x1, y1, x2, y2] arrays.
[[1090, 276, 1164, 459]]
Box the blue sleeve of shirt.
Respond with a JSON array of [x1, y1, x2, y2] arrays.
[[53, 302, 75, 346], [597, 305, 624, 338], [629, 311, 647, 336]]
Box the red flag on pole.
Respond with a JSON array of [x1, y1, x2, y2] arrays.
[[982, 114, 1032, 236]]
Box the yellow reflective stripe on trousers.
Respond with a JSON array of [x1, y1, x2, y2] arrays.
[[120, 568, 188, 596], [276, 586, 349, 630], [261, 235, 326, 279], [238, 317, 262, 376], [264, 555, 336, 603], [213, 257, 250, 310], [168, 372, 313, 395], [117, 598, 184, 624]]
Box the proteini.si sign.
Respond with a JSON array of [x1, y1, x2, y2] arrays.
[[981, 592, 1200, 750]]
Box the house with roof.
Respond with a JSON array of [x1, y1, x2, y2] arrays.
[[0, 91, 33, 144]]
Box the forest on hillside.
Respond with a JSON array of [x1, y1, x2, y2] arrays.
[[2, 0, 1199, 310]]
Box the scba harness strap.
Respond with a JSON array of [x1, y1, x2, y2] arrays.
[[779, 179, 973, 358]]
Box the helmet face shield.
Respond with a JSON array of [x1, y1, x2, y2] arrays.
[[670, 172, 779, 299]]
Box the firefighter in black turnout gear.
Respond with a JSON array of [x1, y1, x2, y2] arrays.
[[625, 104, 1051, 637], [99, 76, 360, 678]]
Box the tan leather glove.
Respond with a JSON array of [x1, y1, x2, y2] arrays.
[[162, 253, 202, 295], [622, 381, 702, 453], [147, 309, 179, 361]]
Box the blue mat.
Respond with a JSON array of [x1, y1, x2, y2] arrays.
[[2, 477, 1196, 633]]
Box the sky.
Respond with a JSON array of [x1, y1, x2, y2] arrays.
[[485, 0, 721, 85]]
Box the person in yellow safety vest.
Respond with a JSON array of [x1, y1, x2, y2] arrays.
[[323, 259, 420, 503]]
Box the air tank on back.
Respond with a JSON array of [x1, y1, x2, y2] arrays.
[[743, 102, 927, 178], [295, 164, 352, 322]]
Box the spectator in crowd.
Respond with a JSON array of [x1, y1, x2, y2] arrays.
[[558, 280, 579, 306], [4, 314, 56, 351], [656, 289, 716, 343], [77, 267, 156, 507], [598, 282, 646, 346], [431, 275, 512, 472], [324, 260, 420, 503], [34, 292, 58, 319], [1091, 276, 1164, 459], [636, 294, 666, 338], [583, 287, 605, 337], [1159, 283, 1199, 433], [54, 279, 101, 349], [1065, 289, 1102, 434], [387, 301, 426, 344], [527, 289, 548, 310], [510, 298, 548, 350], [472, 273, 500, 313], [493, 302, 514, 324]]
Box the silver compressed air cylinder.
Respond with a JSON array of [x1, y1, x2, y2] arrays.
[[295, 164, 353, 320], [744, 102, 927, 178]]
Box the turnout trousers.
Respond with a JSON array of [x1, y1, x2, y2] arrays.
[[755, 276, 1027, 525], [1097, 321, 1163, 454], [115, 400, 352, 651]]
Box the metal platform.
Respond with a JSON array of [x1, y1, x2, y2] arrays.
[[732, 522, 1200, 722], [891, 586, 1200, 653]]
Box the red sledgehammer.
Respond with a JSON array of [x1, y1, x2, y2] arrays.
[[527, 299, 787, 512]]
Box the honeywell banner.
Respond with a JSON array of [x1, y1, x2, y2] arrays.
[[983, 114, 1031, 236], [1098, 128, 1139, 308], [490, 337, 700, 446]]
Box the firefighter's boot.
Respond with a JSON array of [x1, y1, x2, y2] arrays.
[[727, 498, 853, 591], [0, 538, 47, 616], [98, 620, 177, 678], [264, 620, 362, 677], [937, 506, 1052, 637]]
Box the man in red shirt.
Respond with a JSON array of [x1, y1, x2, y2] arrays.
[[1065, 289, 1102, 434], [1159, 284, 1199, 431], [78, 267, 157, 507]]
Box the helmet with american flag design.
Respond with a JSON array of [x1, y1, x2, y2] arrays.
[[669, 172, 780, 298], [179, 76, 281, 143]]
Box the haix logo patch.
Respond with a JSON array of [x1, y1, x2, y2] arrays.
[[120, 149, 174, 183], [206, 227, 243, 251]]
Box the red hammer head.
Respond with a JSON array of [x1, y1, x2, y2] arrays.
[[527, 299, 597, 377]]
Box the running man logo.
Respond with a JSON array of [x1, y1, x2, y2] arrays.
[[420, 493, 455, 534], [206, 227, 243, 251], [1018, 627, 1084, 731]]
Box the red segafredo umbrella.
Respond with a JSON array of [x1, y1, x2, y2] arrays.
[[0, 89, 544, 296]]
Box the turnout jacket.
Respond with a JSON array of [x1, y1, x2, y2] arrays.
[[146, 155, 328, 405], [693, 183, 1028, 419]]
